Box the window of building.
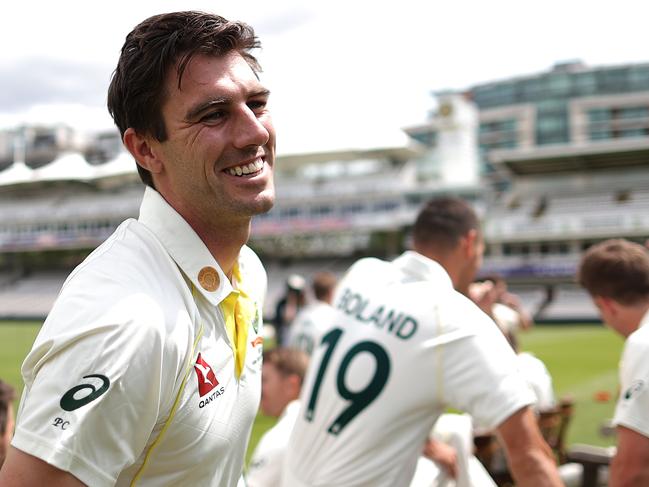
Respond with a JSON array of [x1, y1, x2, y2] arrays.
[[410, 131, 437, 148], [536, 113, 569, 145], [588, 128, 612, 141], [311, 205, 333, 217], [520, 78, 543, 102], [279, 207, 300, 219], [618, 106, 649, 120], [588, 108, 610, 122], [341, 203, 364, 215], [546, 73, 571, 97], [619, 128, 646, 139], [372, 201, 399, 212], [629, 66, 649, 90], [597, 68, 630, 92], [574, 73, 597, 95]]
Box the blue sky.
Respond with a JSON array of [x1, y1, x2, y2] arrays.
[[1, 0, 647, 154]]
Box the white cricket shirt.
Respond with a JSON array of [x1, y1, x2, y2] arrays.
[[516, 352, 556, 412], [613, 310, 649, 438], [12, 187, 266, 487], [283, 251, 535, 487], [246, 400, 300, 487], [287, 302, 337, 356]]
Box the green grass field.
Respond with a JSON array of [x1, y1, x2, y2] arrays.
[[0, 321, 623, 465]]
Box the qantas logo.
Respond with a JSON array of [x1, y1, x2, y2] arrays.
[[194, 353, 219, 397]]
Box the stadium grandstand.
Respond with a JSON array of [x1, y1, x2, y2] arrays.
[[1, 60, 648, 323]]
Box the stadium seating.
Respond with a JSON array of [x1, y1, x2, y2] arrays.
[[0, 271, 67, 319]]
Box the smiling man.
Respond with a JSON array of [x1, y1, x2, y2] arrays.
[[0, 11, 274, 487]]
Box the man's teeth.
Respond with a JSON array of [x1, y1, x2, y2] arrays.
[[227, 159, 264, 176]]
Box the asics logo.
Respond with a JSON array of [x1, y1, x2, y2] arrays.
[[60, 374, 110, 411]]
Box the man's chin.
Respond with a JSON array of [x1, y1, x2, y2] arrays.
[[251, 192, 275, 215]]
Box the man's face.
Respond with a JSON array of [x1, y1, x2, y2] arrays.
[[593, 296, 628, 337], [151, 51, 275, 227], [260, 362, 294, 418]]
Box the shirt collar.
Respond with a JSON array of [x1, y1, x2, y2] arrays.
[[392, 250, 454, 290], [138, 186, 234, 306], [640, 308, 649, 329], [281, 400, 301, 420]]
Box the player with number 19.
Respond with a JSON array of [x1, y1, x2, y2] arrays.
[[283, 197, 562, 487]]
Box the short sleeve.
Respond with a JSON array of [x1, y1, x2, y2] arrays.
[[613, 334, 649, 437], [12, 291, 183, 487], [439, 297, 536, 429]]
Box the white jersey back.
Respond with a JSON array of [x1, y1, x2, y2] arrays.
[[287, 302, 337, 356], [283, 252, 534, 487]]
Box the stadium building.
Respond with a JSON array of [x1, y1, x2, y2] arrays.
[[458, 60, 649, 321], [1, 60, 648, 322]]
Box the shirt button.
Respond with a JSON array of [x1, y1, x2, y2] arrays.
[[198, 266, 220, 292]]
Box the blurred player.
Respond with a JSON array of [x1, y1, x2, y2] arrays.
[[0, 380, 15, 468], [0, 11, 274, 486], [578, 238, 649, 486], [246, 348, 308, 487], [274, 274, 307, 346], [288, 271, 338, 355], [410, 413, 497, 487], [283, 196, 562, 487], [470, 274, 533, 351]]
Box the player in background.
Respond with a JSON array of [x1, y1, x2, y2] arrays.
[[246, 348, 309, 487], [0, 380, 16, 468], [578, 238, 649, 486], [283, 196, 562, 487], [410, 413, 497, 487], [470, 274, 534, 351], [287, 271, 338, 355], [0, 11, 274, 486], [274, 274, 307, 346]]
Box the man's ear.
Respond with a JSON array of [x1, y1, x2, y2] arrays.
[[287, 375, 302, 401], [123, 128, 164, 176], [461, 229, 479, 258], [594, 295, 617, 316]]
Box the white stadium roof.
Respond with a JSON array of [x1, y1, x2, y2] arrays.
[[0, 151, 138, 187]]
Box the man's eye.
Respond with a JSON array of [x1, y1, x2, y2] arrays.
[[200, 111, 225, 123], [248, 100, 267, 112]]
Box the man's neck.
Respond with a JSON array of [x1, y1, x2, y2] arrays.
[[197, 220, 251, 279], [625, 301, 649, 337]]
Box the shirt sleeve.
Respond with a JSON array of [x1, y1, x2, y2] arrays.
[[11, 290, 184, 487], [438, 294, 536, 430], [613, 334, 649, 437]]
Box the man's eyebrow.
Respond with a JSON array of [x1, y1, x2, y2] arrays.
[[251, 88, 271, 98], [185, 97, 230, 121], [184, 89, 271, 121]]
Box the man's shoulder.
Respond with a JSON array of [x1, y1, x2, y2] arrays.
[[65, 219, 175, 289], [46, 219, 190, 336], [345, 256, 390, 278]]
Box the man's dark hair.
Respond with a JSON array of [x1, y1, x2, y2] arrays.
[[263, 348, 309, 383], [0, 380, 15, 436], [312, 271, 337, 301], [578, 239, 649, 306], [412, 197, 480, 252], [107, 11, 261, 187]]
